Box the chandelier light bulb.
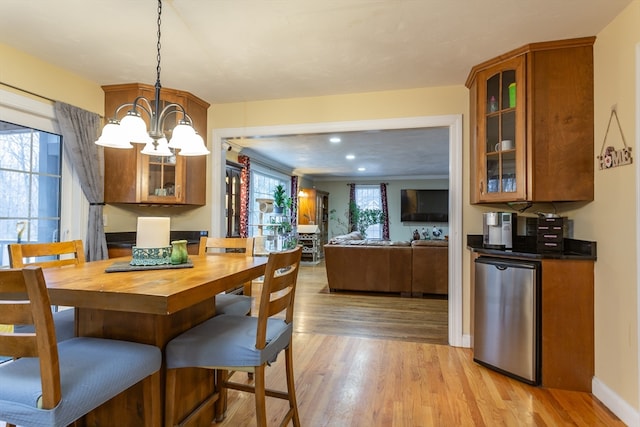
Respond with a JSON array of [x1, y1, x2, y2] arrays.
[[95, 120, 133, 149], [120, 112, 153, 144], [168, 121, 197, 149], [178, 133, 210, 156], [141, 137, 173, 157]]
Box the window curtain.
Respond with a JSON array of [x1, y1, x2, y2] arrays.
[[238, 155, 251, 238], [290, 176, 298, 223], [348, 183, 356, 232], [53, 102, 108, 261], [380, 182, 390, 240]]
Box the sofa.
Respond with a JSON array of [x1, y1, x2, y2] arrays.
[[323, 232, 448, 296]]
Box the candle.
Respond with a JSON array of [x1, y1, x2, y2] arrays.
[[136, 217, 170, 248]]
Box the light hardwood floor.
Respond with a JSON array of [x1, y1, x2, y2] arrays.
[[217, 261, 624, 426], [0, 262, 623, 426]]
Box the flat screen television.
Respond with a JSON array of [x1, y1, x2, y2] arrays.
[[400, 189, 449, 222]]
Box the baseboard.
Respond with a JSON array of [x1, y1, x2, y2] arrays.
[[592, 376, 639, 426], [461, 333, 471, 348]]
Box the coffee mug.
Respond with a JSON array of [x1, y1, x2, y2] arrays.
[[495, 140, 513, 151]]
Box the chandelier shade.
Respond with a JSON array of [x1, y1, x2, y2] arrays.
[[119, 112, 153, 144], [178, 133, 210, 156], [141, 137, 173, 157], [95, 0, 209, 157], [95, 120, 133, 149]]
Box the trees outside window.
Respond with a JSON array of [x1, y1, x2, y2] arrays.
[[0, 120, 62, 266], [354, 185, 383, 239]]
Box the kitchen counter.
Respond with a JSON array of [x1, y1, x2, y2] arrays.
[[466, 235, 596, 260], [106, 230, 208, 258]]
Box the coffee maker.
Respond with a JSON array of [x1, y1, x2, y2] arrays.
[[483, 212, 517, 249]]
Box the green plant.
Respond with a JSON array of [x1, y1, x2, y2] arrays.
[[330, 201, 386, 238], [273, 184, 287, 208]]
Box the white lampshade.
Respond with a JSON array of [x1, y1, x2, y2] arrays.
[[178, 133, 210, 156], [95, 121, 133, 149], [168, 122, 196, 149], [120, 112, 153, 144], [141, 137, 173, 157]]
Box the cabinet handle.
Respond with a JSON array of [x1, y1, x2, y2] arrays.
[[479, 180, 484, 194]]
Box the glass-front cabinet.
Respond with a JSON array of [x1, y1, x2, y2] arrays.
[[140, 152, 184, 203], [476, 56, 526, 202], [103, 83, 209, 205], [467, 37, 595, 205]]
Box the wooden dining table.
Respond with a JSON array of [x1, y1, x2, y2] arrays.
[[43, 253, 268, 427]]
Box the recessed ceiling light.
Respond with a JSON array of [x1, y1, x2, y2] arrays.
[[329, 137, 341, 143], [358, 167, 366, 171], [345, 154, 355, 160]]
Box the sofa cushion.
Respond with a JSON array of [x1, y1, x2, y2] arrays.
[[328, 231, 364, 243], [411, 239, 449, 247]]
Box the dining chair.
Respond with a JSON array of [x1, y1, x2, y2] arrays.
[[164, 246, 302, 427], [0, 265, 162, 427], [199, 236, 255, 316], [8, 240, 86, 342]]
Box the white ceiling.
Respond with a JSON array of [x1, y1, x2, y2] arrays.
[[0, 0, 631, 179]]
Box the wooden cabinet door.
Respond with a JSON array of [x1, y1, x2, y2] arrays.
[[468, 37, 594, 205], [474, 56, 526, 203]]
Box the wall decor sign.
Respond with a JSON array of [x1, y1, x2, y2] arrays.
[[598, 109, 632, 170]]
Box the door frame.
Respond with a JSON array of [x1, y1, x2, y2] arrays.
[[211, 114, 465, 347]]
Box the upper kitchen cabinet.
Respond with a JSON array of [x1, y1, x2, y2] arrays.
[[102, 83, 210, 205], [466, 37, 595, 204]]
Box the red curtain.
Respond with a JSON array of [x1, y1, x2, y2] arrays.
[[380, 183, 390, 240], [238, 155, 250, 238], [348, 183, 356, 232], [290, 176, 298, 224]]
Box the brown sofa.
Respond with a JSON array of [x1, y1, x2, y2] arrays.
[[410, 240, 448, 295], [323, 233, 448, 296]]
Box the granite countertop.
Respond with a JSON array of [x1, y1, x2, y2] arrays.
[[106, 231, 208, 248], [467, 235, 597, 260]]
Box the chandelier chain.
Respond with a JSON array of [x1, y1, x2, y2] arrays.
[[156, 0, 162, 85]]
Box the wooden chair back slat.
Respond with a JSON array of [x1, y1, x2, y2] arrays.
[[199, 237, 255, 296], [199, 237, 254, 256], [0, 266, 61, 408], [256, 247, 302, 348], [9, 240, 86, 268]]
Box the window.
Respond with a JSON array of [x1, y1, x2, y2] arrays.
[[355, 184, 382, 239], [248, 167, 290, 237], [0, 120, 62, 266]]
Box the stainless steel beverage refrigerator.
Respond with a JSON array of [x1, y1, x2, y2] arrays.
[[473, 257, 541, 385]]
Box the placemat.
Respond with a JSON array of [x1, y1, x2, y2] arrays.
[[105, 259, 194, 273]]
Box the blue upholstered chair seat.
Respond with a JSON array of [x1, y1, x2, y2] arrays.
[[0, 337, 161, 427], [14, 309, 75, 342], [166, 314, 292, 369], [215, 293, 253, 316]]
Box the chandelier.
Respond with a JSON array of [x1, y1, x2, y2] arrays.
[[95, 0, 209, 157]]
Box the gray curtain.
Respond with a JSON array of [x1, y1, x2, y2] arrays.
[[54, 101, 108, 261]]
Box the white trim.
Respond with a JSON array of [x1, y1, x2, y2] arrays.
[[212, 114, 466, 347], [0, 88, 86, 244], [0, 88, 56, 133], [593, 376, 640, 427]]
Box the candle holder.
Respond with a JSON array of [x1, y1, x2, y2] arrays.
[[130, 246, 172, 266]]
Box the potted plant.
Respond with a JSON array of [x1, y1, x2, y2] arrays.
[[330, 202, 386, 238], [351, 202, 386, 238], [273, 184, 287, 214]]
